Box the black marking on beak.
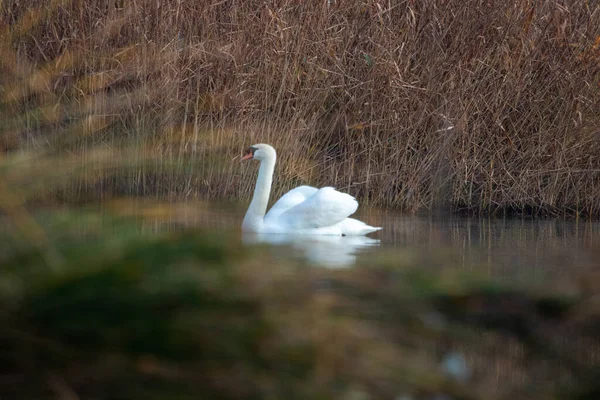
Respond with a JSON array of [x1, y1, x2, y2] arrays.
[[241, 146, 258, 161]]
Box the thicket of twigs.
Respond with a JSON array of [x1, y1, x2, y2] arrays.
[[1, 0, 600, 215]]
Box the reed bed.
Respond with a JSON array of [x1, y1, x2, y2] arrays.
[[1, 0, 600, 216]]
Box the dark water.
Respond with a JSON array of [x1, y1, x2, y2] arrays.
[[132, 201, 600, 279], [3, 200, 597, 393]]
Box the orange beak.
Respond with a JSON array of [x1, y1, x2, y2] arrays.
[[241, 153, 253, 161]]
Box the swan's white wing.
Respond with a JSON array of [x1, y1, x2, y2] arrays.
[[277, 187, 358, 229], [265, 185, 318, 221]]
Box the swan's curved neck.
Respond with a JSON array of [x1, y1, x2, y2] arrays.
[[242, 154, 276, 231]]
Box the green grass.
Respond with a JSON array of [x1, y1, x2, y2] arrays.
[[1, 208, 599, 399]]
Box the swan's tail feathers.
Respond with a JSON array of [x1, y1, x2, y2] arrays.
[[339, 218, 383, 236], [361, 225, 383, 235]]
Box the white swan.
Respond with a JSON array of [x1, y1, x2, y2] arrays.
[[241, 144, 381, 236]]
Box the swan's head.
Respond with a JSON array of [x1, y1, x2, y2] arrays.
[[241, 143, 276, 162]]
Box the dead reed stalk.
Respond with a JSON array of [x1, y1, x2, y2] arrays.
[[1, 0, 599, 216]]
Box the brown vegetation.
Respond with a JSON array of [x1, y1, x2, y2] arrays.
[[1, 0, 600, 216]]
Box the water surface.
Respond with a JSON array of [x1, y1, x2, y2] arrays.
[[3, 199, 598, 394], [127, 200, 600, 280]]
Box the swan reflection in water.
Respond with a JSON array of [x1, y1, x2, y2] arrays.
[[241, 232, 381, 268]]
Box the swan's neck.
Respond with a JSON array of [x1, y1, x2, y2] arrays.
[[242, 155, 275, 231]]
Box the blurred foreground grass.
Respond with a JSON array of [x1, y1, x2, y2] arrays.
[[1, 209, 599, 400]]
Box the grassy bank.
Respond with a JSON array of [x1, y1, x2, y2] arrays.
[[0, 208, 599, 399], [1, 0, 600, 216]]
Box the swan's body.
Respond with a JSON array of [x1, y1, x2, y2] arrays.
[[241, 144, 381, 236]]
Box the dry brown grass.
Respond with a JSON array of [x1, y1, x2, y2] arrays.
[[1, 0, 600, 216]]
